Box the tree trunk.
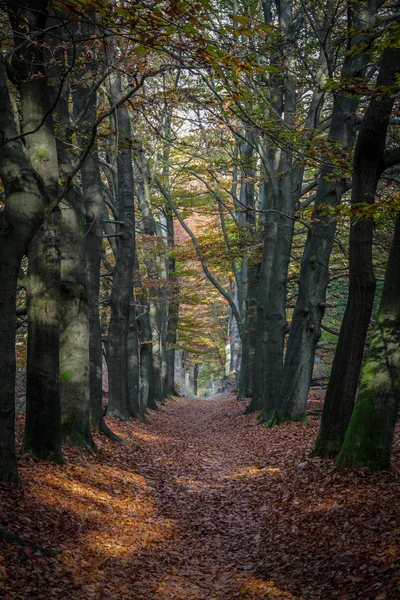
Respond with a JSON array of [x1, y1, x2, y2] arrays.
[[24, 212, 63, 461], [165, 206, 179, 395], [166, 289, 179, 395], [194, 363, 199, 397], [59, 185, 93, 446], [315, 47, 400, 456], [82, 152, 107, 431], [134, 147, 165, 405], [264, 213, 295, 424], [45, 79, 92, 448], [75, 68, 120, 439], [0, 19, 53, 479], [238, 265, 258, 398], [106, 79, 136, 420], [247, 219, 277, 413], [247, 0, 298, 420], [138, 303, 158, 411], [335, 213, 400, 470], [128, 300, 141, 419], [8, 0, 63, 461]]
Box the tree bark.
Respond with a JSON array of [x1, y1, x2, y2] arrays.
[[134, 145, 165, 405]]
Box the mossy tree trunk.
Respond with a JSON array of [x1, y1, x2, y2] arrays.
[[8, 0, 63, 462], [59, 188, 93, 446], [335, 212, 400, 470], [0, 54, 47, 480], [48, 69, 93, 448], [315, 46, 400, 457]]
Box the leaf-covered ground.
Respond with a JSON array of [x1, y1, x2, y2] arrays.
[[1, 393, 400, 599]]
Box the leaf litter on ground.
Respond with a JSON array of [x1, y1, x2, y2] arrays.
[[0, 391, 400, 599]]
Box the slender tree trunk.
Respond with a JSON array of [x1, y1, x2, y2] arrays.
[[157, 216, 169, 399], [128, 299, 142, 419], [82, 152, 107, 430], [138, 302, 158, 411], [165, 204, 179, 395], [134, 253, 157, 412], [315, 47, 400, 456], [166, 286, 179, 395], [135, 148, 165, 405], [335, 213, 400, 470], [229, 285, 241, 374], [238, 264, 258, 398], [194, 363, 199, 397], [107, 79, 136, 420], [75, 66, 121, 439]]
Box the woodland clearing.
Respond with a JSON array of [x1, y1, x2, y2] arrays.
[[1, 394, 400, 600]]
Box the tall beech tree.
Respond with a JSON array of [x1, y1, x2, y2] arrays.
[[6, 0, 63, 464], [0, 54, 48, 480], [75, 58, 121, 436], [106, 69, 138, 420]]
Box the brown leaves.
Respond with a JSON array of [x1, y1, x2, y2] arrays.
[[1, 395, 400, 598]]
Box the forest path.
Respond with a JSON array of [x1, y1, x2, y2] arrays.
[[4, 393, 400, 599], [127, 395, 299, 599]]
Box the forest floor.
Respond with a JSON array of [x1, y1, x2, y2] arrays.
[[1, 393, 400, 599]]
